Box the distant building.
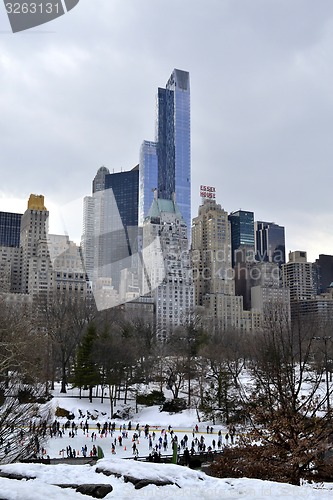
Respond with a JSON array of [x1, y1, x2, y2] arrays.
[[192, 198, 234, 307], [20, 194, 49, 294], [141, 69, 191, 241], [313, 254, 333, 294], [229, 210, 255, 267], [82, 166, 139, 295], [255, 221, 286, 265], [282, 251, 316, 322], [0, 194, 90, 304], [0, 245, 21, 293], [0, 211, 22, 248], [142, 191, 194, 340], [139, 141, 158, 226], [192, 198, 259, 331]]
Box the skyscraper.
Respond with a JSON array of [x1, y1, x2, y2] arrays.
[[143, 191, 194, 340], [282, 251, 316, 322], [255, 221, 286, 265], [192, 198, 234, 306], [93, 166, 110, 193], [0, 211, 22, 248], [82, 166, 139, 297], [228, 210, 255, 266], [0, 211, 22, 293], [313, 254, 333, 294], [192, 198, 260, 332], [139, 140, 158, 226], [140, 69, 191, 239], [20, 194, 49, 294], [82, 166, 110, 278]]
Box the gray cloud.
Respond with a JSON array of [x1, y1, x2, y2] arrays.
[[0, 0, 332, 260]]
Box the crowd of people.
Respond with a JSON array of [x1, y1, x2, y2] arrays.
[[48, 418, 239, 462]]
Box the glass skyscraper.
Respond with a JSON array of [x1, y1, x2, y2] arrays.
[[100, 166, 139, 290], [255, 221, 286, 265], [139, 140, 158, 226], [140, 69, 191, 239], [157, 69, 191, 239], [0, 211, 22, 247], [228, 210, 255, 266]]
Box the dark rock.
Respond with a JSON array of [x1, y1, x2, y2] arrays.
[[54, 484, 113, 498], [95, 467, 121, 478], [76, 484, 113, 498], [134, 479, 174, 489], [123, 474, 140, 485], [0, 471, 35, 481]]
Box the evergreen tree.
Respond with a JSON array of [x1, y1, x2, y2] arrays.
[[73, 323, 100, 403]]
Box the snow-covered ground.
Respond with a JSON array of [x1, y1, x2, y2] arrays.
[[1, 387, 333, 499]]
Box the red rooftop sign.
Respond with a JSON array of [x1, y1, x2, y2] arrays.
[[200, 185, 216, 199]]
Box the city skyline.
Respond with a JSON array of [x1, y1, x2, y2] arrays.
[[1, 1, 333, 261]]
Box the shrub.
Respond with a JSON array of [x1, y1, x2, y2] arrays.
[[161, 398, 187, 413], [55, 406, 71, 418], [136, 390, 165, 406], [17, 388, 35, 404]]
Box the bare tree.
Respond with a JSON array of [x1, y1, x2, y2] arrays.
[[0, 297, 51, 464], [235, 313, 333, 485], [41, 291, 96, 393]]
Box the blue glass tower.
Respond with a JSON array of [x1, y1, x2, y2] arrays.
[[98, 166, 139, 289], [0, 211, 22, 247], [105, 166, 139, 229], [156, 69, 191, 239], [139, 140, 158, 226], [229, 210, 255, 266]]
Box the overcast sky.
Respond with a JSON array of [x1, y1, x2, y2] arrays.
[[0, 0, 333, 261]]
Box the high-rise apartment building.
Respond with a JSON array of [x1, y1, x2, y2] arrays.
[[229, 210, 255, 266], [255, 221, 286, 265], [142, 191, 194, 340], [81, 195, 95, 276], [192, 198, 260, 331], [140, 69, 191, 240], [20, 194, 49, 294], [282, 251, 316, 322], [1, 195, 90, 304], [192, 198, 234, 306]]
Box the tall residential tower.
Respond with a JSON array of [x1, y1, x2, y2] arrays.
[[140, 69, 191, 240]]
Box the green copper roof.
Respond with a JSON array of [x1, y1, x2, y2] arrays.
[[147, 197, 185, 221]]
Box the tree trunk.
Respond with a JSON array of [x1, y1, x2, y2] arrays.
[[60, 354, 67, 393], [89, 385, 93, 403], [109, 385, 114, 417], [124, 380, 128, 404]]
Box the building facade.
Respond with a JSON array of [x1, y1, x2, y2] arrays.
[[82, 166, 140, 298], [255, 221, 286, 265], [140, 69, 191, 241], [229, 210, 255, 267], [20, 194, 49, 294], [192, 198, 259, 332], [139, 140, 158, 226], [0, 211, 22, 248], [142, 192, 194, 340], [192, 198, 234, 306], [282, 251, 316, 322]]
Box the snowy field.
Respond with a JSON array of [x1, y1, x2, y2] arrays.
[[1, 387, 333, 499]]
